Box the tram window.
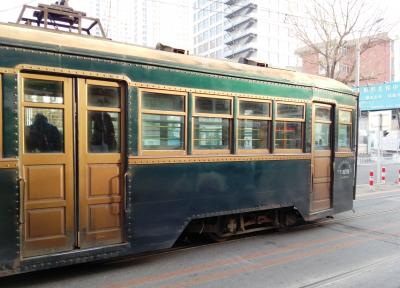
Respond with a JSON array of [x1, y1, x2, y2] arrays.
[[276, 103, 304, 119], [314, 106, 332, 150], [88, 85, 120, 108], [141, 90, 186, 153], [238, 100, 271, 151], [25, 108, 64, 153], [142, 114, 184, 150], [88, 111, 120, 153], [275, 103, 305, 151], [338, 110, 352, 149], [315, 106, 331, 121], [239, 100, 270, 117], [314, 123, 331, 150], [194, 117, 230, 149], [195, 97, 231, 115], [24, 78, 64, 104], [193, 95, 232, 152], [142, 91, 184, 112]]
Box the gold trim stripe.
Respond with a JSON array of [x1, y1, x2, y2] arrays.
[[16, 64, 132, 83], [129, 154, 312, 165], [0, 160, 18, 169], [0, 68, 16, 74], [335, 152, 355, 158], [133, 81, 310, 103], [337, 104, 357, 110]]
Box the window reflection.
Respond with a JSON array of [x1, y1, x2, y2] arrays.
[[88, 112, 120, 153], [275, 122, 302, 149], [142, 114, 184, 150], [338, 124, 351, 148], [88, 85, 120, 108], [25, 109, 63, 153], [24, 78, 64, 104], [314, 123, 331, 150], [194, 117, 230, 149], [195, 97, 231, 114], [276, 103, 304, 119], [238, 120, 269, 149]]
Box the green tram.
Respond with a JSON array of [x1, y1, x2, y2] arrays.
[[0, 20, 358, 276]]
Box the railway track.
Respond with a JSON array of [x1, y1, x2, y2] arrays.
[[299, 253, 400, 288]]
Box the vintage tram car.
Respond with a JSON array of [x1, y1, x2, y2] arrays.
[[0, 4, 357, 277]]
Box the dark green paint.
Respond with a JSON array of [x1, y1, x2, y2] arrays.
[[271, 101, 276, 153], [0, 36, 354, 95], [0, 47, 356, 107], [129, 160, 311, 251], [187, 93, 193, 155], [334, 107, 339, 151], [2, 74, 18, 158], [128, 87, 138, 156], [233, 97, 238, 154], [0, 169, 19, 274]]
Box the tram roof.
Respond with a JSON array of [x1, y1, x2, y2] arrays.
[[0, 23, 355, 95]]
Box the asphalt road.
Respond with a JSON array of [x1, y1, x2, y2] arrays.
[[2, 188, 400, 288]]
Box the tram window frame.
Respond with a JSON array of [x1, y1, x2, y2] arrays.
[[338, 109, 352, 151], [139, 89, 187, 156], [21, 74, 71, 155], [237, 98, 272, 154], [274, 102, 305, 153], [86, 79, 123, 154], [192, 94, 233, 155]]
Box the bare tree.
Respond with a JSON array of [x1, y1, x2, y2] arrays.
[[290, 0, 390, 84]]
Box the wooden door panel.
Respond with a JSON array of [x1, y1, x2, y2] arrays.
[[313, 157, 331, 178], [88, 164, 120, 197], [313, 182, 331, 200], [21, 74, 74, 258], [78, 79, 123, 249], [89, 204, 121, 230], [311, 199, 331, 212], [27, 208, 66, 238], [26, 165, 64, 201], [311, 104, 333, 213]]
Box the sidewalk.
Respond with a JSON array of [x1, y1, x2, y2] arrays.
[[356, 183, 400, 195]]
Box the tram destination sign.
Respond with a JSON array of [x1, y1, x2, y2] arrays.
[[358, 81, 400, 111]]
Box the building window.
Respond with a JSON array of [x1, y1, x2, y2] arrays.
[[275, 102, 305, 151], [238, 99, 271, 152], [338, 109, 352, 150], [193, 95, 233, 153], [140, 90, 186, 155]]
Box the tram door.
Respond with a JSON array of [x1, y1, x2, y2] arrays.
[[311, 104, 333, 212], [21, 75, 123, 258], [77, 79, 123, 248]]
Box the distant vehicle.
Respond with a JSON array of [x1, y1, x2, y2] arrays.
[[0, 2, 358, 277]]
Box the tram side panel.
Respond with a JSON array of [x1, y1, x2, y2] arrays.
[[0, 73, 19, 276], [128, 159, 311, 252]]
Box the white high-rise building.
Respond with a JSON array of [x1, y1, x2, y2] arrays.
[[193, 0, 302, 69], [193, 0, 225, 58], [70, 0, 192, 51]]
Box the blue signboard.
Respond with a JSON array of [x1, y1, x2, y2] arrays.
[[358, 82, 400, 111]]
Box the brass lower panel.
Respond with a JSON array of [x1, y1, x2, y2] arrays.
[[128, 154, 312, 165], [335, 152, 354, 158], [0, 160, 18, 169]]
